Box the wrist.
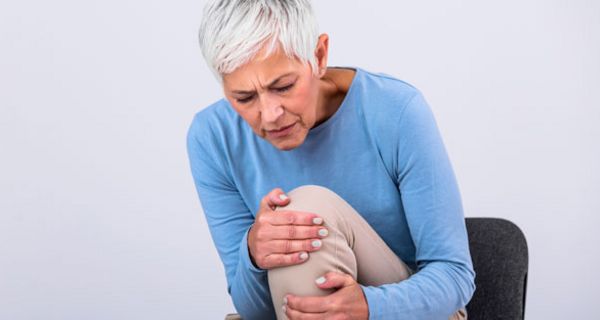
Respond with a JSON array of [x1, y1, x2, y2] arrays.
[[247, 223, 261, 269]]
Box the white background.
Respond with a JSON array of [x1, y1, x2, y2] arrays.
[[1, 0, 598, 319]]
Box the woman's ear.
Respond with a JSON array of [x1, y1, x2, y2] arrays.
[[314, 33, 330, 77]]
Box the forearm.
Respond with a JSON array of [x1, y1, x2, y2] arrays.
[[361, 260, 475, 319], [228, 228, 276, 319]]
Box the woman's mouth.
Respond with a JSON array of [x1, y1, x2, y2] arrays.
[[266, 122, 296, 139]]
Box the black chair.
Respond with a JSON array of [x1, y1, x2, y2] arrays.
[[465, 218, 529, 320]]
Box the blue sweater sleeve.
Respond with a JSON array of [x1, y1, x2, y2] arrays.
[[186, 113, 276, 319], [361, 92, 475, 319]]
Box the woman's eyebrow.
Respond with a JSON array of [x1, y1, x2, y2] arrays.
[[231, 72, 296, 95]]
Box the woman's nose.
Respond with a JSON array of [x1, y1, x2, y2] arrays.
[[260, 95, 284, 123]]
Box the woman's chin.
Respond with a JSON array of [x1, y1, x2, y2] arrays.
[[268, 132, 307, 151], [270, 138, 301, 151]]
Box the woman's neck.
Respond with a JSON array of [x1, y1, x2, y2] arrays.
[[314, 67, 356, 127]]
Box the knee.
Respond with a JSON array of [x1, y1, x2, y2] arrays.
[[270, 185, 359, 282], [278, 185, 348, 225], [287, 185, 339, 201]]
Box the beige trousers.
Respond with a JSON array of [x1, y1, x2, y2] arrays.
[[268, 185, 466, 320]]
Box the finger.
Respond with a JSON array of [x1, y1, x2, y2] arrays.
[[268, 189, 291, 207], [270, 225, 327, 240], [285, 294, 329, 313], [315, 271, 355, 290], [284, 304, 325, 320], [259, 188, 289, 211], [269, 239, 323, 253], [269, 211, 324, 226], [262, 252, 309, 269]]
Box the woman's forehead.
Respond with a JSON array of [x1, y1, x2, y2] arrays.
[[222, 50, 306, 91]]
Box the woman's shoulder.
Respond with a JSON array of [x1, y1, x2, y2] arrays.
[[188, 98, 244, 138], [346, 67, 427, 131], [191, 98, 234, 126], [354, 67, 422, 109], [349, 68, 439, 173]]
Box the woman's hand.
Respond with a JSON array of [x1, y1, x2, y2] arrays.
[[283, 271, 369, 320], [248, 188, 329, 270]]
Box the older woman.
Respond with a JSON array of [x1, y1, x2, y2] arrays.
[[187, 0, 475, 319]]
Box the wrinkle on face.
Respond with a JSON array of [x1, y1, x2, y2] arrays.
[[222, 46, 319, 150]]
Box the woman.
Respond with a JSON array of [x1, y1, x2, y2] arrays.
[[187, 0, 475, 319]]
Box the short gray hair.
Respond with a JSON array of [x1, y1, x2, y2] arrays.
[[198, 0, 319, 81]]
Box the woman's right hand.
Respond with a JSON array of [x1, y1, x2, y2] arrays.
[[248, 188, 329, 270]]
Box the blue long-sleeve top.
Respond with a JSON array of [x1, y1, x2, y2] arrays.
[[186, 67, 475, 319]]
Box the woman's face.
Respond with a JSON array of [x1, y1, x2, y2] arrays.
[[222, 38, 328, 151]]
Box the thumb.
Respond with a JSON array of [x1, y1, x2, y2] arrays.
[[259, 188, 290, 211], [269, 189, 290, 207], [315, 271, 355, 290]]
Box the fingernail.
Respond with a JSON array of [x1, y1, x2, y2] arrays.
[[311, 240, 322, 248], [318, 228, 329, 237], [279, 194, 288, 201], [283, 296, 288, 305], [282, 305, 287, 313], [299, 252, 308, 260], [315, 276, 326, 285], [312, 217, 323, 225]]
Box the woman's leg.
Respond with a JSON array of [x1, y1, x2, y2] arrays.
[[267, 185, 466, 320]]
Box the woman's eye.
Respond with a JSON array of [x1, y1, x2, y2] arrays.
[[274, 83, 294, 93], [236, 95, 254, 104]]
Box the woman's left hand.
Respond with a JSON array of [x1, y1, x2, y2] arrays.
[[283, 271, 369, 320]]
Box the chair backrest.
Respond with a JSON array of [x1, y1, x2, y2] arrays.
[[465, 218, 528, 320]]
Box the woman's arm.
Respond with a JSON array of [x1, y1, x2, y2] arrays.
[[362, 91, 475, 319], [186, 113, 276, 319]]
